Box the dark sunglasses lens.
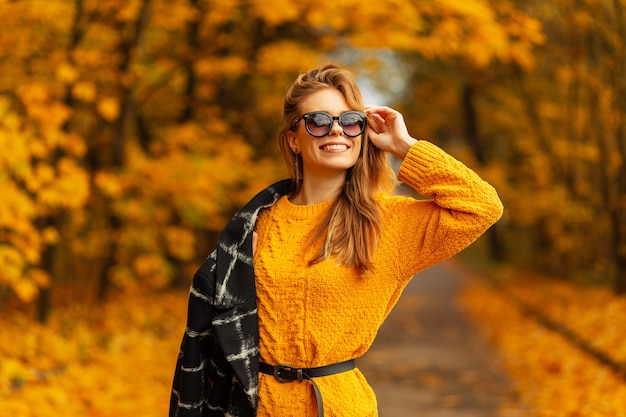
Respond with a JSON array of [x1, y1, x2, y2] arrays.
[[340, 112, 365, 136], [306, 113, 332, 137]]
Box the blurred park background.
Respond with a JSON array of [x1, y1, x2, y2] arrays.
[[1, 0, 625, 416]]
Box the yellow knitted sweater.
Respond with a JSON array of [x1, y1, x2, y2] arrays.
[[253, 141, 503, 417]]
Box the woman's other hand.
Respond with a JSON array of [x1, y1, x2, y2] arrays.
[[365, 105, 418, 159]]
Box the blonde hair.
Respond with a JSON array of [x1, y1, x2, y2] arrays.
[[278, 64, 397, 273]]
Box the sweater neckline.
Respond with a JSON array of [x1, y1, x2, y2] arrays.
[[276, 195, 334, 218]]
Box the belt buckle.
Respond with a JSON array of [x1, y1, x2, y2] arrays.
[[273, 364, 303, 383]]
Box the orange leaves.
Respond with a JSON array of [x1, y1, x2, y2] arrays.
[[434, 1, 544, 69], [306, 0, 425, 50], [123, 122, 277, 229], [0, 147, 53, 301], [165, 227, 196, 262], [19, 84, 72, 130], [203, 0, 545, 71], [56, 63, 80, 85], [251, 0, 302, 26], [12, 270, 50, 303], [487, 0, 626, 283], [505, 275, 626, 365], [0, 246, 49, 302], [94, 172, 123, 199], [0, 246, 25, 288], [0, 290, 188, 417], [97, 97, 121, 122], [336, 0, 544, 69], [420, 1, 507, 64], [461, 276, 626, 417], [132, 253, 173, 289], [72, 81, 98, 103], [117, 0, 147, 22], [0, 0, 552, 314], [0, 181, 32, 232], [151, 0, 199, 31], [84, 120, 281, 293], [39, 159, 90, 209], [0, 84, 88, 302], [194, 56, 249, 82], [256, 41, 319, 74]]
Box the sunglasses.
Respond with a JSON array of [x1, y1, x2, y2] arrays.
[[298, 111, 366, 138]]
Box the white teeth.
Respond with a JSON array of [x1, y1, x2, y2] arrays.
[[321, 144, 348, 150]]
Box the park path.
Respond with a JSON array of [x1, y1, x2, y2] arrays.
[[357, 261, 527, 417]]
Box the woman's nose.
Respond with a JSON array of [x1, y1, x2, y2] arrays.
[[329, 119, 343, 135]]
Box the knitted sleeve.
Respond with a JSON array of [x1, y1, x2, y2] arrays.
[[389, 140, 504, 276]]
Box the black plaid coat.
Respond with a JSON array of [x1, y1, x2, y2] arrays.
[[169, 179, 293, 417]]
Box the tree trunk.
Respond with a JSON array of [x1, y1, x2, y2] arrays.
[[98, 0, 152, 300], [36, 216, 56, 323], [461, 82, 506, 262], [36, 0, 88, 322], [611, 0, 626, 295]]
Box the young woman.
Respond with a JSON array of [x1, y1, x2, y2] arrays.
[[170, 64, 504, 417]]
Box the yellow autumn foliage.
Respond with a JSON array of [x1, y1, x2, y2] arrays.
[[502, 273, 626, 365], [0, 3, 624, 417], [251, 0, 302, 26], [0, 290, 188, 417], [256, 41, 320, 74], [72, 81, 98, 103], [462, 273, 626, 417], [165, 227, 196, 262], [0, 0, 551, 304], [97, 97, 121, 122]]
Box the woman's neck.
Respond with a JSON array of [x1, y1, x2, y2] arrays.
[[290, 173, 346, 205]]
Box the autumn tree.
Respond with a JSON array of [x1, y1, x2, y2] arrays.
[[358, 0, 545, 263], [495, 0, 626, 293], [0, 1, 90, 319], [389, 0, 626, 293], [0, 0, 548, 318]]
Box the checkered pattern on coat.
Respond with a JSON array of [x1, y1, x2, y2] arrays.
[[170, 180, 293, 417]]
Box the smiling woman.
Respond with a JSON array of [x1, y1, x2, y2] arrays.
[[287, 88, 366, 196], [169, 64, 504, 417]]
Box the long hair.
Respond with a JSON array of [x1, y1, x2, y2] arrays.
[[278, 64, 397, 274]]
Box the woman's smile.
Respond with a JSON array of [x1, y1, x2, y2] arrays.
[[319, 142, 351, 151]]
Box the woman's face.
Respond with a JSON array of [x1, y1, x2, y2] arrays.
[[287, 88, 362, 180]]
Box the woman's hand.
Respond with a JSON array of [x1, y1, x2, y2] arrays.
[[365, 105, 418, 160]]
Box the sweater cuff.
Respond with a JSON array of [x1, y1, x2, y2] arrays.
[[397, 140, 446, 186]]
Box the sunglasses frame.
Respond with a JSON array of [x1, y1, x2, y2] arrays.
[[299, 111, 366, 138]]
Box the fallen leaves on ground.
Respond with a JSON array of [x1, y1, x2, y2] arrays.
[[461, 273, 626, 417], [0, 289, 188, 417]]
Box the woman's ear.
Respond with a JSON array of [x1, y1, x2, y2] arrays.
[[287, 131, 298, 151]]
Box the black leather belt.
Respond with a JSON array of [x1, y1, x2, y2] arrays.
[[259, 359, 356, 417]]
